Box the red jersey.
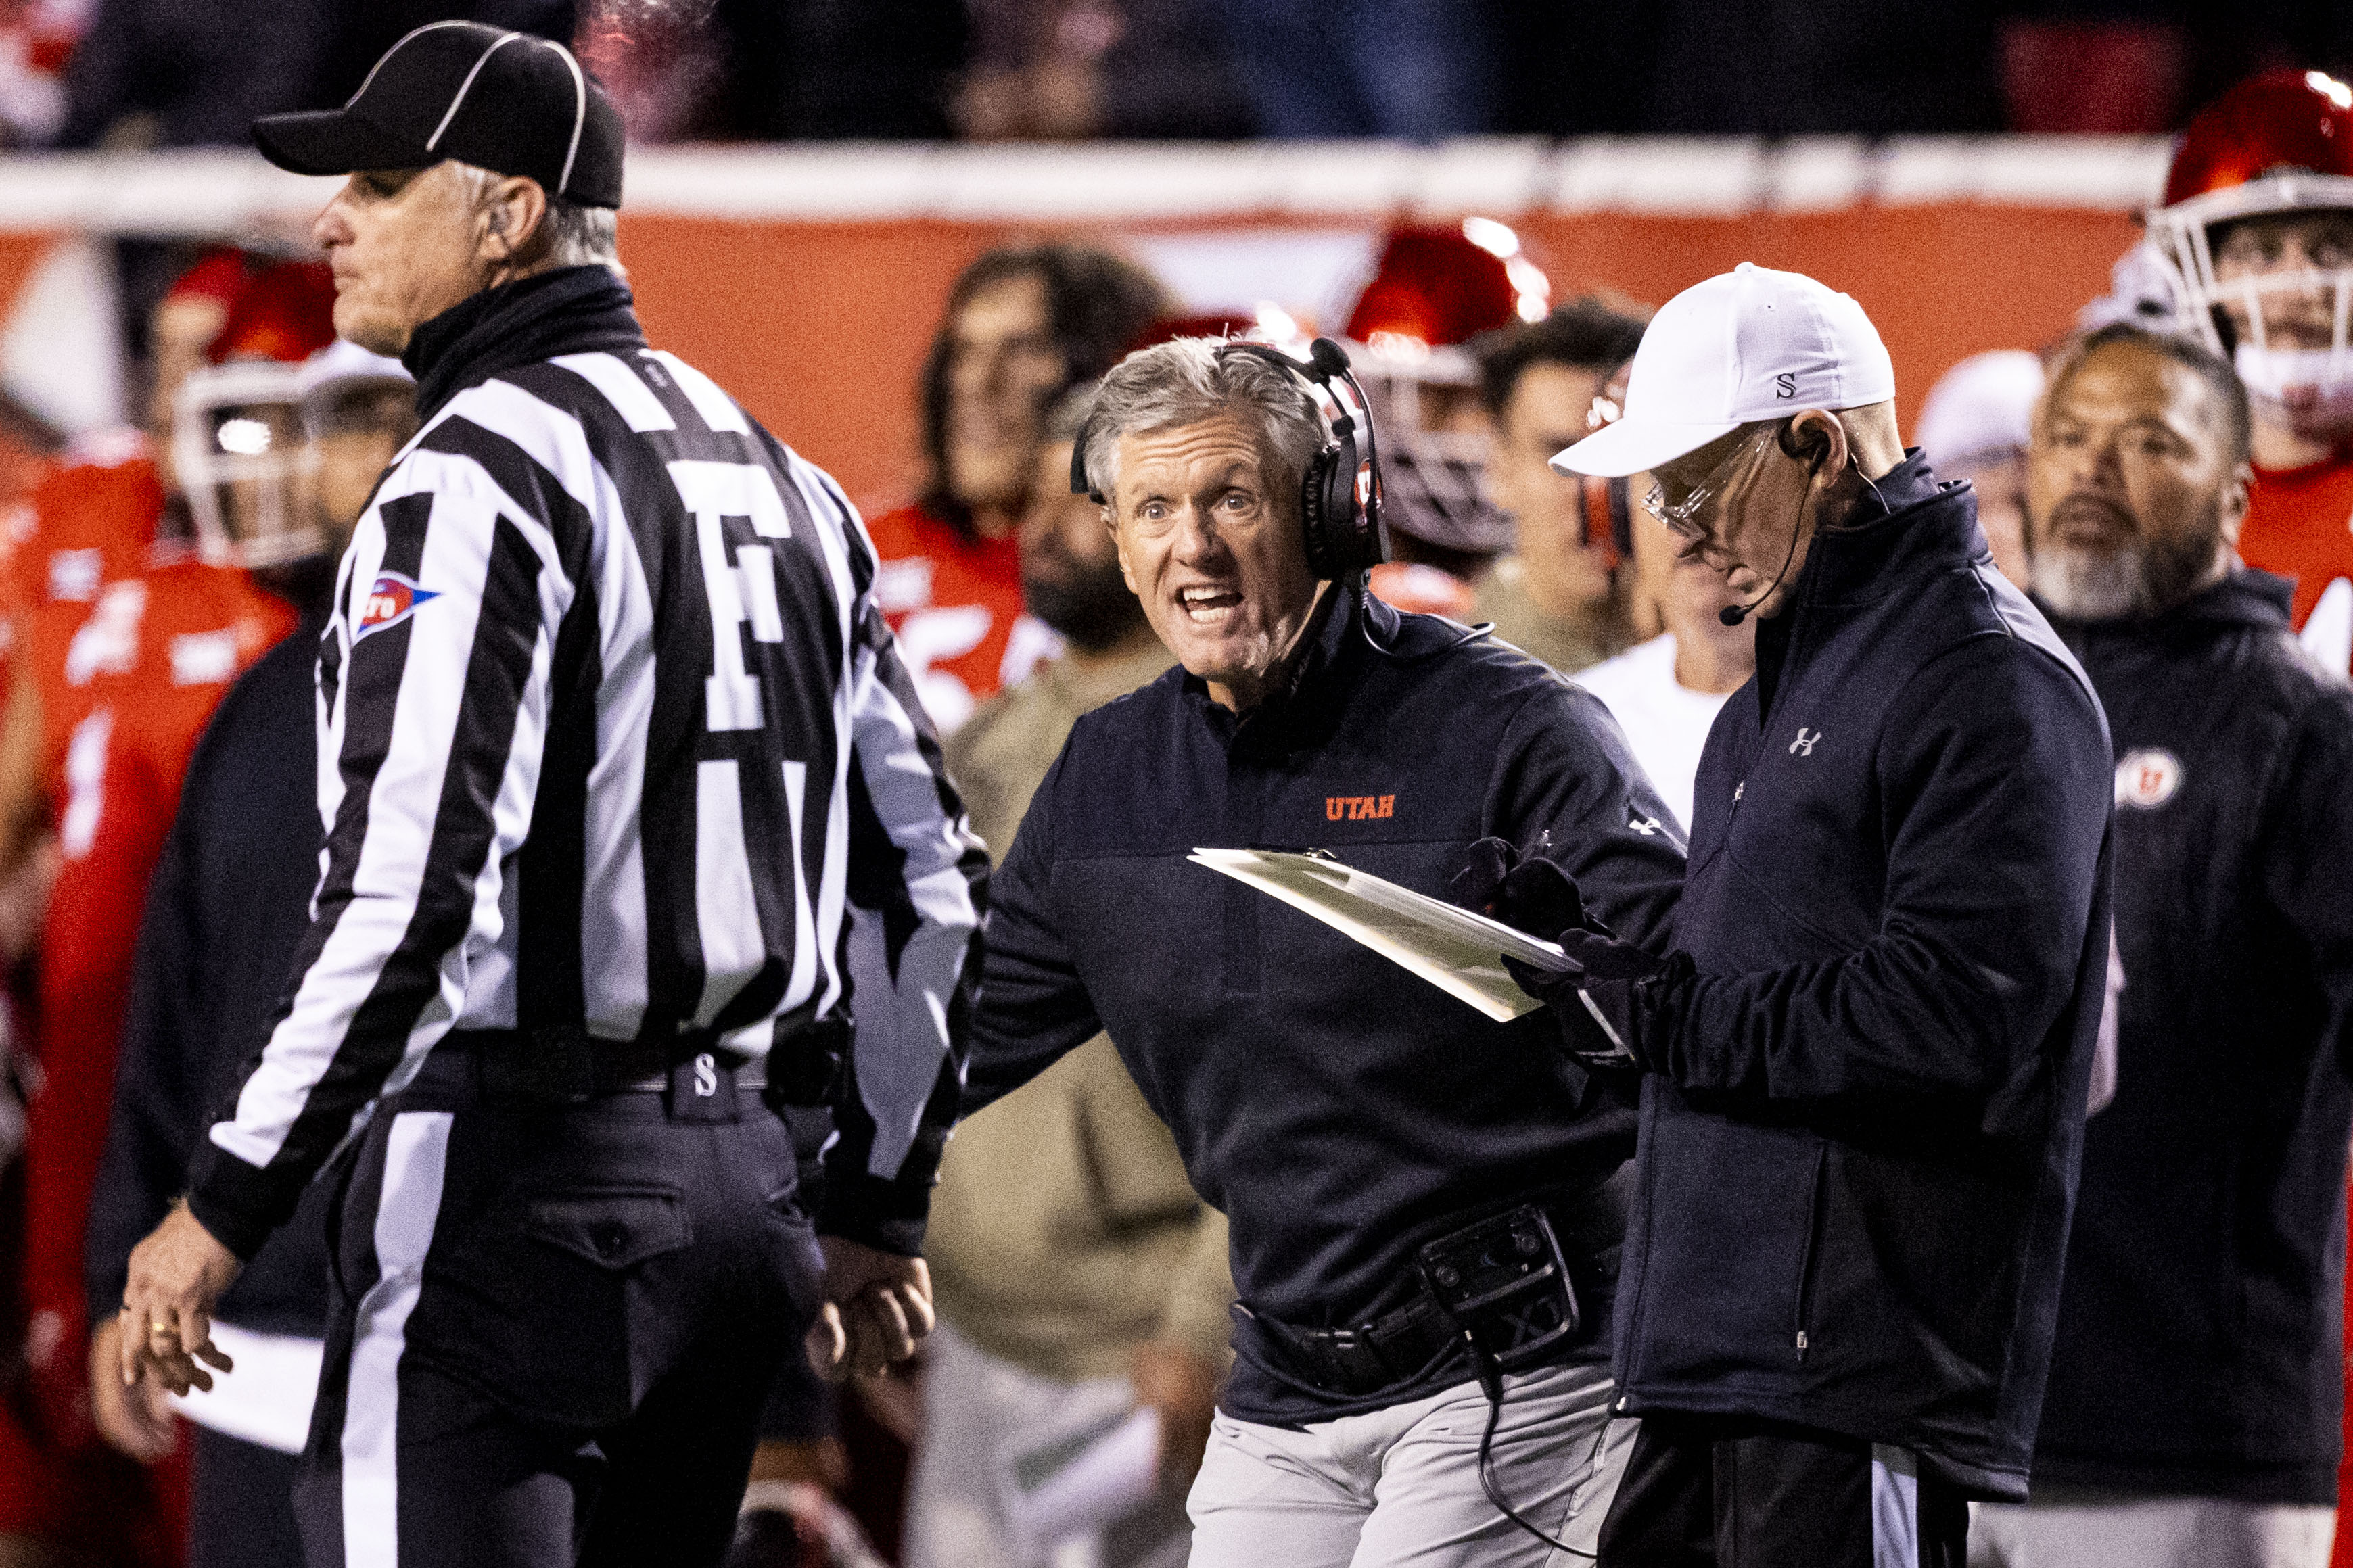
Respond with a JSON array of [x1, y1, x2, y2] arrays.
[[1368, 561, 1478, 621], [2242, 452, 2353, 676], [11, 465, 295, 1457], [2, 439, 170, 761], [864, 501, 1055, 732], [1, 431, 161, 611]]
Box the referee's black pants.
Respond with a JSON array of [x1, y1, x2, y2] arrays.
[[292, 1047, 823, 1568], [1596, 1413, 1970, 1568]]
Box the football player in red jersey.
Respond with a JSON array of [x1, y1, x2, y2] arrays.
[[0, 258, 328, 1568], [1343, 222, 1543, 621], [868, 244, 1168, 731], [2145, 69, 2353, 676]]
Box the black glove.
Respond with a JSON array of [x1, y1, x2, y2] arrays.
[[1451, 837, 1665, 1071], [1450, 835, 1589, 939], [1504, 936, 1669, 1070]]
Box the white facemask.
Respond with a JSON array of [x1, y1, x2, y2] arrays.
[[2233, 341, 2353, 438]]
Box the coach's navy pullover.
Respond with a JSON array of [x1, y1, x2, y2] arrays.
[[962, 585, 1687, 1424], [1611, 458, 2114, 1499]]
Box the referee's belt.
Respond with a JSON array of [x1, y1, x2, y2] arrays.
[[438, 1020, 846, 1109]]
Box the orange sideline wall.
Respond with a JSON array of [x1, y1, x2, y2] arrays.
[[619, 206, 2140, 509]]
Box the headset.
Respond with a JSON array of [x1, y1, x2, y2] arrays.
[[1070, 335, 1391, 581], [1718, 419, 1882, 627], [1579, 472, 1633, 568], [1578, 359, 1635, 571]]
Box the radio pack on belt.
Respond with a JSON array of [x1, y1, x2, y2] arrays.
[[1421, 1204, 1606, 1561], [1417, 1203, 1579, 1384]]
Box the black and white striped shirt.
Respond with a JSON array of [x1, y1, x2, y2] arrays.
[[187, 270, 985, 1256]]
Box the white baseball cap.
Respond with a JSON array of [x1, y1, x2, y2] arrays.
[[1913, 349, 2043, 468], [1552, 262, 1896, 479]]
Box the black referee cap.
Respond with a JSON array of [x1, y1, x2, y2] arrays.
[[252, 22, 624, 210]]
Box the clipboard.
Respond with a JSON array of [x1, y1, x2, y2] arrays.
[[1187, 847, 1576, 1022]]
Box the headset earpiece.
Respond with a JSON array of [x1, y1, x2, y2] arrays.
[[1779, 419, 1833, 469], [1577, 474, 1629, 571], [1216, 338, 1388, 581]]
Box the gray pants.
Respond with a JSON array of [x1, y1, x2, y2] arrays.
[[1970, 1493, 2335, 1568], [1186, 1362, 1630, 1567]]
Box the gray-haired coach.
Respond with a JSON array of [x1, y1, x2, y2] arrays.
[[962, 335, 1688, 1566], [113, 24, 986, 1567], [1533, 264, 2116, 1567]]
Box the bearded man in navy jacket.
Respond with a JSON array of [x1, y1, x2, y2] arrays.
[[1971, 325, 2353, 1568], [960, 336, 1689, 1566], [1543, 266, 2116, 1568]]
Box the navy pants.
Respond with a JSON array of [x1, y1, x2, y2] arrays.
[[1598, 1415, 1970, 1568], [292, 1051, 824, 1567], [191, 1426, 304, 1568]]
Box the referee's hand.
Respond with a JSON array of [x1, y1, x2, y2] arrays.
[[119, 1199, 242, 1397], [805, 1237, 933, 1381]]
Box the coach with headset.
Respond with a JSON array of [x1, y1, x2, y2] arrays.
[[958, 334, 1686, 1565]]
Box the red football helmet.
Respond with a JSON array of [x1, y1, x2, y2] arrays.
[[2147, 70, 2353, 434], [1343, 221, 1552, 561], [208, 260, 339, 366]]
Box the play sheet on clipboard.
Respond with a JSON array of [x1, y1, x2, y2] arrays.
[[1186, 847, 1577, 1022]]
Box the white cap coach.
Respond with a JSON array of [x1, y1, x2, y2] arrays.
[[1552, 262, 1894, 479]]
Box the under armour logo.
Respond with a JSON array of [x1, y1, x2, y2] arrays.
[[1789, 728, 1821, 756], [692, 1052, 718, 1097], [1629, 815, 1661, 836]]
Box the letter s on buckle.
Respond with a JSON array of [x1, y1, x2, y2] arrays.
[[693, 1052, 718, 1097]]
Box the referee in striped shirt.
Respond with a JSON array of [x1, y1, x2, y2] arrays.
[[115, 25, 985, 1565]]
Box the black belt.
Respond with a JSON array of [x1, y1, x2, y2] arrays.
[[1248, 1291, 1464, 1398], [438, 1018, 847, 1109], [1243, 1178, 1628, 1400]]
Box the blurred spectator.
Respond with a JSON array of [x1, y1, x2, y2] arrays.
[[574, 0, 730, 143], [54, 1, 569, 149], [1977, 322, 2353, 1568], [1485, 0, 1656, 135], [1470, 297, 1650, 675], [2144, 68, 2353, 677], [910, 391, 1224, 1568], [1571, 499, 1752, 834], [1997, 12, 2187, 132], [0, 256, 321, 1568], [868, 242, 1167, 732], [0, 0, 89, 145], [1641, 0, 2003, 132], [80, 342, 413, 1568], [1916, 349, 2045, 584], [956, 0, 1251, 140], [1203, 0, 1497, 137], [701, 0, 966, 141]]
